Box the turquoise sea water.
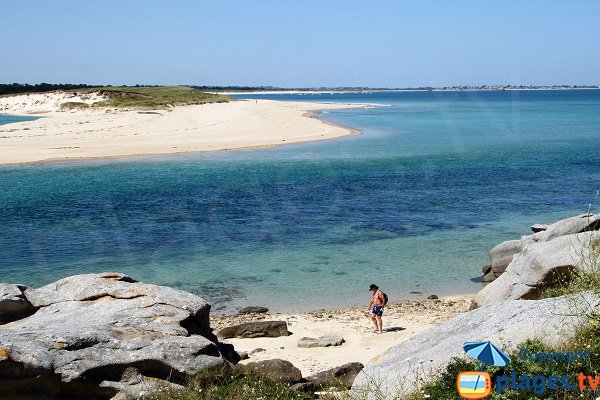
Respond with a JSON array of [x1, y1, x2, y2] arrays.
[[0, 114, 38, 125], [1, 90, 599, 312]]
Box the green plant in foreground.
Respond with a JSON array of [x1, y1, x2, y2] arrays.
[[143, 367, 313, 400]]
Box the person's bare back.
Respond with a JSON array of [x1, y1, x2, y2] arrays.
[[372, 289, 384, 306]]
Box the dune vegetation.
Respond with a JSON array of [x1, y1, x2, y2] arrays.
[[1, 84, 233, 109], [69, 86, 233, 109]]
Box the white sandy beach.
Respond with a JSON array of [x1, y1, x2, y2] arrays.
[[0, 92, 365, 165], [212, 296, 472, 376]]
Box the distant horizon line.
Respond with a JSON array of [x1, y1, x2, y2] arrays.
[[1, 82, 599, 94], [204, 84, 600, 93]]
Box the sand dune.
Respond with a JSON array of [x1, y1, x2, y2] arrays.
[[0, 98, 364, 164], [0, 91, 107, 114]]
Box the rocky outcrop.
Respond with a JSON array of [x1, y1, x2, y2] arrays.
[[293, 362, 364, 392], [351, 293, 599, 399], [297, 335, 345, 348], [474, 232, 593, 306], [236, 359, 302, 383], [481, 214, 599, 283], [217, 321, 288, 339], [0, 272, 235, 400]]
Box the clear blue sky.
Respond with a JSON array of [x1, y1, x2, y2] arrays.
[[1, 1, 599, 87]]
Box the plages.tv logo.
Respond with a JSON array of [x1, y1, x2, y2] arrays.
[[456, 340, 597, 398], [456, 371, 492, 399], [456, 341, 510, 399]]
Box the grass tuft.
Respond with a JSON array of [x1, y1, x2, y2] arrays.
[[60, 101, 90, 110]]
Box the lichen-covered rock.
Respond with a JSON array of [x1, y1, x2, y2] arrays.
[[351, 293, 599, 400], [0, 273, 232, 399]]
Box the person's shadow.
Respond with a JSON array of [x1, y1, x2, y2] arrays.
[[384, 326, 405, 333]]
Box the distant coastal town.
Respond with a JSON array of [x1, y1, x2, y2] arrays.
[[200, 84, 600, 93], [1, 83, 599, 97]]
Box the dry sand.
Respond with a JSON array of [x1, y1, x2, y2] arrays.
[[0, 93, 366, 165], [212, 296, 472, 376]]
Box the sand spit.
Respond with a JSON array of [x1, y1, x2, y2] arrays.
[[0, 98, 366, 164]]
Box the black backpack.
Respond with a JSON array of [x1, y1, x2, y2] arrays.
[[382, 291, 389, 306]]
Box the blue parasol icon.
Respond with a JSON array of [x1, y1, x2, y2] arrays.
[[463, 341, 511, 367]]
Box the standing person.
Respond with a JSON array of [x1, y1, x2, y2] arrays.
[[367, 284, 384, 334]]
